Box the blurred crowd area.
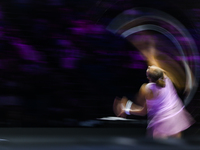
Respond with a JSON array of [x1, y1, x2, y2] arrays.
[[0, 0, 198, 127], [0, 0, 149, 127]]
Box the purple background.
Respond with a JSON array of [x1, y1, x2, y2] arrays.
[[0, 0, 198, 127]]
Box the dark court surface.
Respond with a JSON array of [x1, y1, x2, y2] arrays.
[[0, 121, 199, 150]]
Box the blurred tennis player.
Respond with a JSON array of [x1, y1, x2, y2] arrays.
[[113, 65, 195, 138]]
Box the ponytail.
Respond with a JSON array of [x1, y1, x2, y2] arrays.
[[155, 77, 166, 87]]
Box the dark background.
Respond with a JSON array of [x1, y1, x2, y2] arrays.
[[0, 0, 198, 128]]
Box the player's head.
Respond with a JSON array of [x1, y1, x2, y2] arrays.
[[146, 65, 165, 87]]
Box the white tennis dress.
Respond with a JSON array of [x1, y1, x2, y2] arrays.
[[145, 76, 195, 136]]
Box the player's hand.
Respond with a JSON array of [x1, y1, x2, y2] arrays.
[[118, 105, 127, 118], [113, 96, 128, 118]]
